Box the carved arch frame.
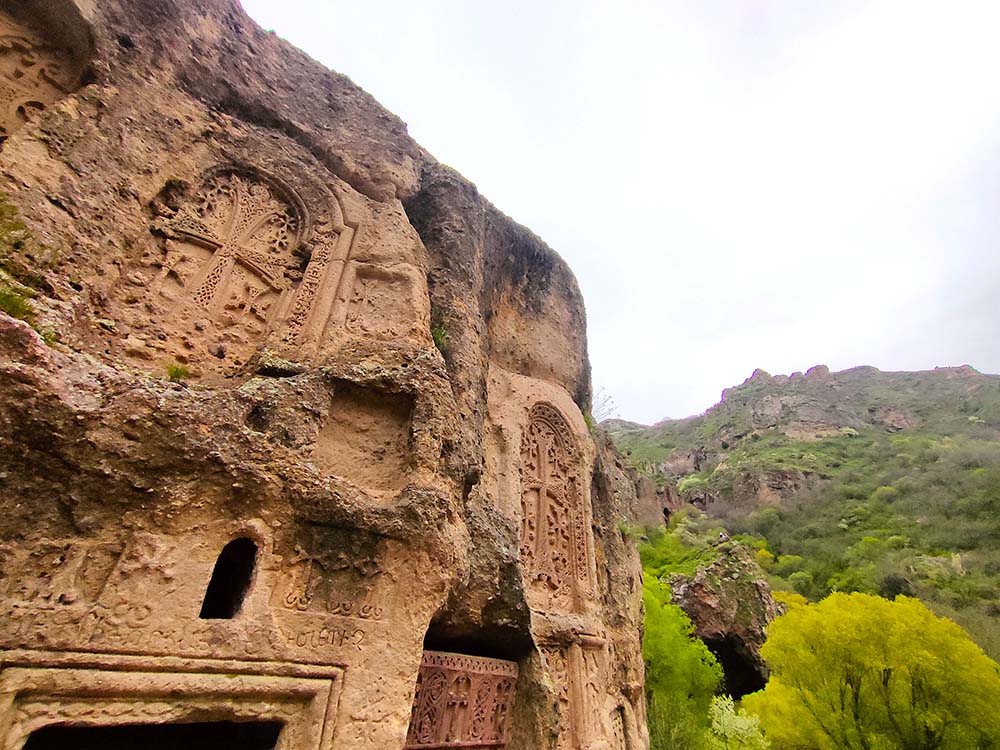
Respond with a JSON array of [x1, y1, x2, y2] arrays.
[[155, 157, 363, 365], [519, 401, 597, 615]]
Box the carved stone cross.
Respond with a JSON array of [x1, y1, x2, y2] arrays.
[[163, 174, 298, 316]]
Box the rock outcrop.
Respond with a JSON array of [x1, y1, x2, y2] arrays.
[[0, 2, 646, 749], [669, 543, 778, 699]]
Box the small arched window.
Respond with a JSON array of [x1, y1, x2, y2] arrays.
[[199, 537, 257, 619]]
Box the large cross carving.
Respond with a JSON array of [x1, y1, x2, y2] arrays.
[[523, 430, 570, 591], [165, 176, 295, 314]]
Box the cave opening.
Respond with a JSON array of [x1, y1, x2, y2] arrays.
[[199, 536, 257, 619], [23, 720, 283, 750], [704, 635, 766, 699]]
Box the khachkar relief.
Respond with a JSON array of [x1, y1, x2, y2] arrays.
[[160, 172, 302, 325], [133, 163, 428, 376], [0, 12, 83, 145], [137, 164, 362, 375], [520, 402, 596, 613], [405, 651, 518, 749], [146, 168, 317, 374]]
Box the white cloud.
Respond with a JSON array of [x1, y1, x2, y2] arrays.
[[242, 0, 1000, 422]]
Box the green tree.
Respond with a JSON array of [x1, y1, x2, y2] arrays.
[[744, 592, 1000, 750], [643, 577, 723, 749], [707, 696, 769, 750]]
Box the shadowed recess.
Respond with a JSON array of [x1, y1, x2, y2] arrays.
[[705, 635, 766, 699], [23, 721, 283, 750], [199, 537, 257, 619]]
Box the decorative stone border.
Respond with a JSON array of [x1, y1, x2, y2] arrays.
[[0, 650, 343, 750], [404, 650, 518, 749]]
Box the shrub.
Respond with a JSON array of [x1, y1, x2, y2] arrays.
[[430, 319, 449, 354], [644, 577, 722, 750], [706, 696, 769, 750], [744, 593, 1000, 750], [0, 287, 34, 321], [166, 362, 191, 382]]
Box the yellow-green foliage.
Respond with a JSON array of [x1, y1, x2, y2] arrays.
[[643, 577, 723, 750], [166, 362, 191, 382], [0, 286, 34, 321], [743, 593, 1000, 750], [727, 430, 1000, 660], [0, 194, 29, 256], [0, 193, 45, 288], [0, 195, 38, 322], [770, 590, 807, 610], [640, 513, 724, 578]]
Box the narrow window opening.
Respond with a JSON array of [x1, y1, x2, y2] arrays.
[[24, 720, 283, 750], [199, 537, 257, 619]]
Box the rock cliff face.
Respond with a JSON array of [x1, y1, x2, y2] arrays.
[[0, 2, 646, 749]]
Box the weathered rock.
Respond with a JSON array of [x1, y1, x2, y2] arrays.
[[633, 475, 679, 528], [0, 2, 645, 749], [669, 543, 779, 699]]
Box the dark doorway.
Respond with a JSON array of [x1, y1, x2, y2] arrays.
[[24, 720, 283, 750], [199, 537, 258, 619]]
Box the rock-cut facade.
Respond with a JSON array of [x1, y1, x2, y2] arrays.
[[0, 1, 648, 749]]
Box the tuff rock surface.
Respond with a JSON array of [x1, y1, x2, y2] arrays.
[[0, 2, 646, 749]]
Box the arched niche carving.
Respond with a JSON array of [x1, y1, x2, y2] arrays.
[[519, 402, 595, 613], [0, 6, 88, 147], [131, 162, 352, 378]]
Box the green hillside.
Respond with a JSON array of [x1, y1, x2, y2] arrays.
[[608, 365, 1000, 659]]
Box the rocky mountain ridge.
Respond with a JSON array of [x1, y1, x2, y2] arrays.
[[608, 364, 999, 513], [610, 364, 1000, 660]]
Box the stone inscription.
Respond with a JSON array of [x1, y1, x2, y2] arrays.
[[0, 12, 82, 145], [520, 402, 595, 612], [2, 541, 122, 608], [405, 651, 518, 749], [271, 527, 387, 620], [283, 624, 365, 651], [6, 600, 367, 659]]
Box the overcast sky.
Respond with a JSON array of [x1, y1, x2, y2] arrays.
[[241, 0, 1000, 424]]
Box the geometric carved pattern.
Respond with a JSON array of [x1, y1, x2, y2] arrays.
[[611, 706, 629, 750], [134, 164, 357, 376], [404, 651, 518, 749], [0, 13, 81, 146], [520, 402, 594, 612], [159, 171, 302, 327], [540, 640, 609, 750]]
